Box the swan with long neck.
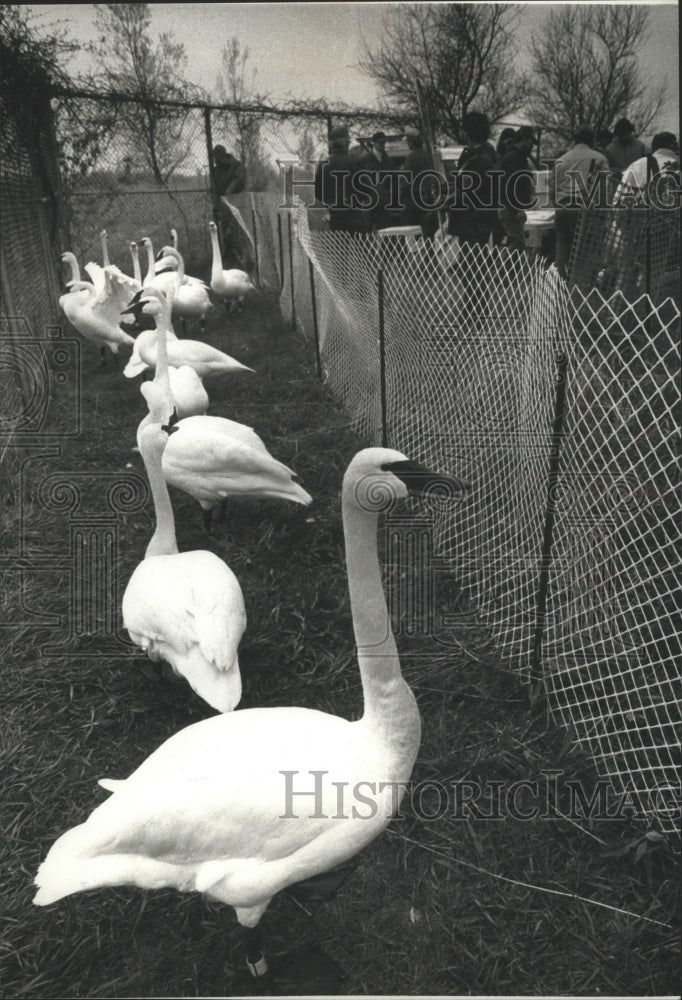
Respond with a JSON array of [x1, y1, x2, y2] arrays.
[[123, 293, 309, 525], [121, 289, 249, 380], [156, 246, 212, 332], [33, 447, 469, 983], [120, 296, 246, 712], [208, 221, 256, 311]]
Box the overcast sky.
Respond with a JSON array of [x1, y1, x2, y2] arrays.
[[28, 2, 680, 132]]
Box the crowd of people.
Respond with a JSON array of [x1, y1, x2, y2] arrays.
[[211, 112, 679, 283]]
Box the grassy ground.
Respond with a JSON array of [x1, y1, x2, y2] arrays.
[[1, 290, 680, 998]]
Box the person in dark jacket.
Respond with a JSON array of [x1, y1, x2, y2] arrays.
[[448, 111, 499, 246], [359, 131, 398, 231], [498, 126, 537, 252], [399, 127, 440, 239], [213, 145, 246, 197], [314, 125, 363, 233]]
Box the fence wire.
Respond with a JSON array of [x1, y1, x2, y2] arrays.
[[284, 202, 681, 834]]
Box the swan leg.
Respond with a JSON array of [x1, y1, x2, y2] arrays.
[[202, 507, 213, 532], [217, 498, 228, 524], [244, 925, 269, 979], [99, 346, 107, 367]]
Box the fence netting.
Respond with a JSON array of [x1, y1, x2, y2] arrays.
[[284, 202, 681, 833]]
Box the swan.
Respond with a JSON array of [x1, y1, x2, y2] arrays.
[[156, 246, 212, 332], [121, 323, 246, 713], [59, 258, 135, 364], [124, 291, 309, 527], [154, 227, 180, 272], [121, 290, 251, 380], [33, 447, 469, 984], [208, 221, 256, 311], [166, 365, 209, 419]]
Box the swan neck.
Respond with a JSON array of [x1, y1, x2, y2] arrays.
[[140, 431, 178, 557], [144, 242, 155, 283], [101, 232, 110, 267], [131, 246, 141, 285], [342, 484, 417, 736], [210, 227, 222, 281]]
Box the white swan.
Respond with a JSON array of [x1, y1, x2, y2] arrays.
[[33, 448, 468, 982], [59, 254, 135, 363], [154, 227, 180, 272], [166, 365, 209, 419], [121, 319, 246, 713], [123, 293, 309, 527], [208, 221, 256, 311], [156, 246, 212, 331]]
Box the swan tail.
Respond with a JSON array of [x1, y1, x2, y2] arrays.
[[98, 778, 125, 793]]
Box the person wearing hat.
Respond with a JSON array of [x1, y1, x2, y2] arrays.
[[359, 131, 398, 231], [606, 118, 646, 175], [314, 124, 364, 233], [550, 125, 610, 278], [398, 127, 439, 239], [498, 126, 537, 252]]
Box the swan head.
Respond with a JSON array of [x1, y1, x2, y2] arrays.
[[345, 448, 471, 512], [120, 287, 170, 321]]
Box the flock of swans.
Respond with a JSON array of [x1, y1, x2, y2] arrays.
[[33, 223, 470, 990]]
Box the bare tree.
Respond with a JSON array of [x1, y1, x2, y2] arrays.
[[87, 4, 202, 184], [361, 4, 528, 140], [527, 6, 667, 154], [215, 38, 275, 190]]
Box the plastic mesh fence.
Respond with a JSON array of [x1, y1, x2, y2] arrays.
[[283, 201, 681, 833], [569, 204, 681, 307]]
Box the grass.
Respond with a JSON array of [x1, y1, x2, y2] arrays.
[[1, 288, 680, 997]]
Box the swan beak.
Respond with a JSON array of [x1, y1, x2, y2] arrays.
[[382, 460, 471, 498]]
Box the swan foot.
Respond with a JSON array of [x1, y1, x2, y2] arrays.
[[239, 928, 344, 996]]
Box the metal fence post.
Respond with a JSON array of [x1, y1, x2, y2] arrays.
[[531, 346, 570, 681], [276, 211, 284, 288], [287, 210, 296, 330], [251, 203, 260, 286], [378, 267, 388, 448], [308, 258, 322, 379]]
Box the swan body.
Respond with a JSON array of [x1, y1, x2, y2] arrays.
[[121, 309, 246, 713], [167, 366, 209, 419], [34, 448, 468, 976], [59, 266, 135, 357], [122, 328, 251, 380], [158, 414, 312, 510], [208, 221, 256, 307], [157, 246, 212, 323]]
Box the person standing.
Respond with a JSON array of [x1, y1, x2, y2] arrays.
[[213, 145, 246, 197], [550, 125, 609, 279], [447, 111, 499, 247], [314, 124, 363, 233], [498, 126, 537, 252], [359, 131, 398, 231], [606, 118, 646, 176], [399, 127, 439, 239]]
